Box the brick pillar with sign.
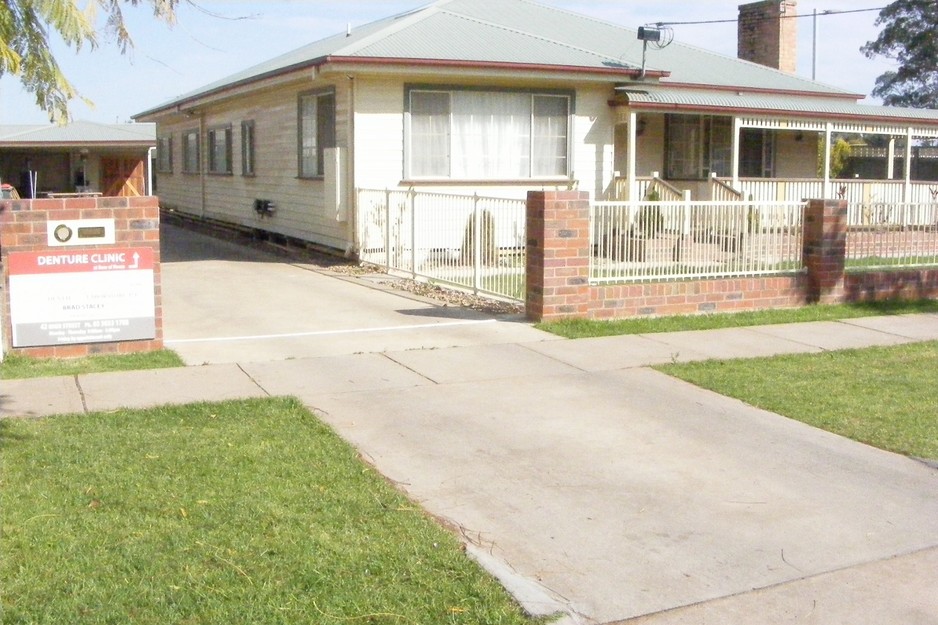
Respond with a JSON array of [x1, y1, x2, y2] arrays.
[[0, 196, 162, 359]]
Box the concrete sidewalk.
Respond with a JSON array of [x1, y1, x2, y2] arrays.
[[2, 313, 938, 624]]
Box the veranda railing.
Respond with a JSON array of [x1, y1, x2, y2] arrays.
[[735, 178, 938, 222]]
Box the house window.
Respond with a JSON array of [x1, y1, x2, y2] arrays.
[[665, 114, 732, 180], [740, 129, 776, 178], [156, 136, 173, 173], [298, 90, 336, 178], [183, 129, 200, 174], [208, 126, 232, 175], [242, 120, 256, 176], [407, 88, 571, 180]]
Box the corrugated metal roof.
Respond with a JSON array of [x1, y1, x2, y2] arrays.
[[618, 88, 938, 126], [0, 121, 156, 145], [137, 0, 854, 117]]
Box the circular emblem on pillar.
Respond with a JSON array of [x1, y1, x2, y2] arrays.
[[53, 224, 73, 243]]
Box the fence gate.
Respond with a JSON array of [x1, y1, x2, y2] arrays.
[[357, 189, 527, 303]]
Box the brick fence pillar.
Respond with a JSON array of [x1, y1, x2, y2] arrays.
[[1, 196, 163, 358], [525, 190, 591, 322], [803, 199, 847, 304]]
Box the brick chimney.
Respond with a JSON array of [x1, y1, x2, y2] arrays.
[[738, 0, 797, 74]]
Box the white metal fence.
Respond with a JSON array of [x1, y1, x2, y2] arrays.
[[590, 200, 806, 283], [357, 189, 527, 302], [847, 202, 938, 270]]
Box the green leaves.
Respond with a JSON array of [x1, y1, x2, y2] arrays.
[[0, 0, 179, 122], [862, 0, 938, 108]]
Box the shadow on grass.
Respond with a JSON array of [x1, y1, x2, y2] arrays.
[[0, 415, 31, 449], [847, 299, 938, 315]]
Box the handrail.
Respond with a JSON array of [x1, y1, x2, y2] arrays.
[[647, 172, 684, 201], [710, 173, 743, 201]]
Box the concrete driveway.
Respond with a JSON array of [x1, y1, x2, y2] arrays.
[[160, 223, 554, 364]]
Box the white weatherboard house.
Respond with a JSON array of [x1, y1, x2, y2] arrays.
[[135, 0, 938, 256]]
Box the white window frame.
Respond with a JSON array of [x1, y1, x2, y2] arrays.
[[207, 125, 232, 175], [183, 129, 200, 174], [156, 135, 173, 173], [739, 128, 777, 178], [298, 89, 336, 179], [405, 86, 573, 181], [241, 120, 256, 177], [666, 114, 733, 180]]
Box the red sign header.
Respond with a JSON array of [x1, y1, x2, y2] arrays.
[[8, 248, 154, 275]]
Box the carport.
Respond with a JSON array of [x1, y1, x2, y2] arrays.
[[0, 121, 155, 198]]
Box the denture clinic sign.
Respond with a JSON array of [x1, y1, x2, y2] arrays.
[[8, 248, 156, 347]]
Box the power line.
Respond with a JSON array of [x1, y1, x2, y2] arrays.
[[655, 6, 886, 28]]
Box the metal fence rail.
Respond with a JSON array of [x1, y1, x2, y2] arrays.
[[590, 200, 806, 283], [357, 189, 527, 302], [847, 202, 938, 270]]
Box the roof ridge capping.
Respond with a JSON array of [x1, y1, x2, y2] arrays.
[[330, 1, 447, 57], [432, 0, 645, 70]]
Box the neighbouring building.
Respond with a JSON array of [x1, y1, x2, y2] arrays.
[[0, 121, 156, 199]]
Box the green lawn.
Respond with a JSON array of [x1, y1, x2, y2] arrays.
[[0, 398, 540, 625], [537, 299, 938, 339], [0, 350, 184, 380], [658, 342, 938, 460]]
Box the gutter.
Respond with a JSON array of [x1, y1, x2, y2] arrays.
[[621, 101, 938, 129], [134, 56, 666, 118], [625, 81, 864, 101]]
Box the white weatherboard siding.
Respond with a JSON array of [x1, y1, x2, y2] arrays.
[[353, 79, 614, 200], [353, 78, 406, 191], [154, 74, 619, 252], [574, 86, 616, 200], [154, 79, 352, 251]]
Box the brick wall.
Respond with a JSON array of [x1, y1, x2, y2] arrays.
[[845, 270, 938, 302], [0, 196, 163, 359], [525, 192, 936, 322]]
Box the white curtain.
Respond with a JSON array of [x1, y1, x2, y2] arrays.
[[410, 90, 569, 179], [452, 92, 530, 179], [411, 91, 451, 177], [532, 95, 568, 177]]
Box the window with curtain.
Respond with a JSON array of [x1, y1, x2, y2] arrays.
[[241, 120, 256, 176], [156, 136, 172, 173], [665, 114, 733, 180], [183, 129, 200, 174], [208, 125, 232, 174], [740, 129, 776, 178], [299, 90, 336, 178], [408, 89, 570, 179]]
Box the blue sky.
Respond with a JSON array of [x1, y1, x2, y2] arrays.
[[0, 0, 895, 124]]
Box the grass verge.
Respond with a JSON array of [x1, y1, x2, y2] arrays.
[[0, 398, 539, 625], [0, 350, 184, 380], [657, 341, 938, 460], [537, 299, 938, 339]]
